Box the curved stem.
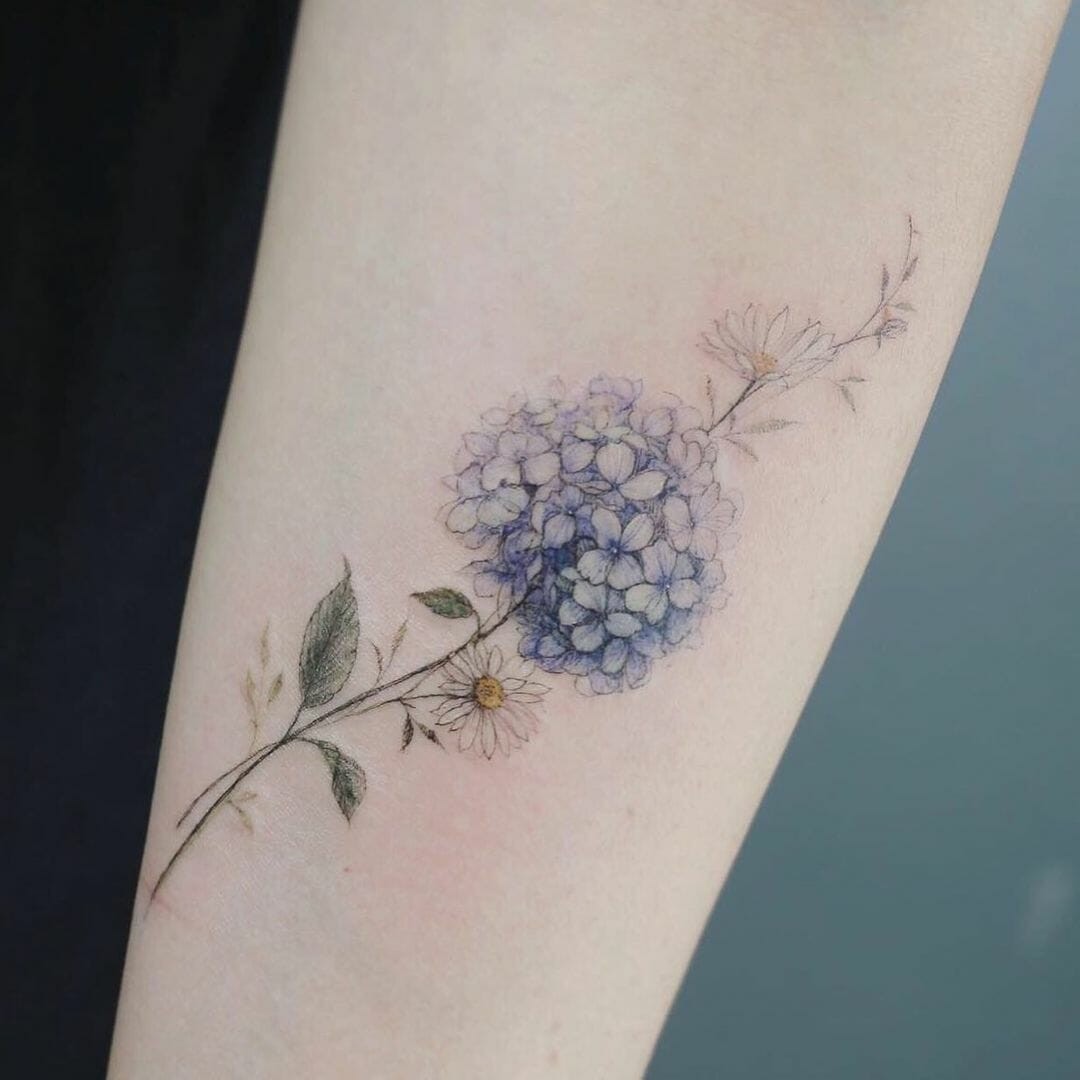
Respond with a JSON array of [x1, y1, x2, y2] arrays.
[[833, 215, 915, 350], [174, 744, 269, 828], [708, 379, 760, 435], [150, 739, 283, 903]]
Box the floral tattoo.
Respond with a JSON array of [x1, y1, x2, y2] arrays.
[[149, 219, 919, 901]]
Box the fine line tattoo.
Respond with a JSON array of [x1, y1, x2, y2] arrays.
[[149, 219, 919, 902]]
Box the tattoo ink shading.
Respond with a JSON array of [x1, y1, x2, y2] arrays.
[[150, 220, 918, 902]]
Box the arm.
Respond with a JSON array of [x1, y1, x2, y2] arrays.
[[110, 2, 1069, 1076]]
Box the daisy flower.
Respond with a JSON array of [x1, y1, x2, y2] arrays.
[[433, 645, 549, 758], [702, 304, 835, 385]]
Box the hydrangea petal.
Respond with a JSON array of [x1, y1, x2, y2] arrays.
[[619, 470, 667, 500], [578, 548, 613, 585], [591, 507, 623, 549], [542, 513, 577, 547], [572, 622, 608, 653], [477, 486, 528, 526], [605, 612, 642, 638], [523, 451, 560, 486], [625, 582, 667, 624], [668, 578, 702, 609], [596, 441, 635, 485], [481, 457, 521, 490], [607, 552, 644, 590], [447, 498, 480, 533], [601, 637, 629, 674], [689, 527, 719, 561], [558, 599, 590, 627], [572, 580, 610, 613], [625, 652, 651, 689], [662, 495, 693, 551], [620, 513, 654, 552]]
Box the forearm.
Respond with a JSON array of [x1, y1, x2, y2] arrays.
[[110, 2, 1068, 1077]]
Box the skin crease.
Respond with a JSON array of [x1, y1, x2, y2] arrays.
[[109, 3, 1068, 1078]]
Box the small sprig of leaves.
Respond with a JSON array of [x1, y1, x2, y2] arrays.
[[400, 705, 442, 752], [722, 416, 799, 460], [242, 623, 284, 748], [225, 790, 258, 832], [867, 218, 919, 350], [370, 618, 409, 684], [832, 374, 866, 413]]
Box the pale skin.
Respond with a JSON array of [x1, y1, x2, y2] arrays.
[[109, 2, 1069, 1077]]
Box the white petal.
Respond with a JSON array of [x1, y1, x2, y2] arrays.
[[625, 582, 660, 613], [591, 506, 623, 548], [572, 621, 607, 652], [619, 470, 667, 501], [601, 638, 629, 674], [481, 457, 521, 490], [689, 527, 719, 561], [605, 612, 642, 638], [578, 549, 612, 585], [668, 578, 702, 609], [446, 499, 480, 533], [573, 579, 610, 612], [596, 441, 635, 485], [543, 513, 577, 547], [607, 552, 644, 590], [523, 451, 560, 485], [620, 513, 654, 552], [663, 496, 693, 550]]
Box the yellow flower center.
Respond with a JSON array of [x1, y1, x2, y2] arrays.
[[473, 675, 506, 710], [751, 351, 778, 376]]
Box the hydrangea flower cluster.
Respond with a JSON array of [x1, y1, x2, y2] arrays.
[[446, 376, 740, 694]]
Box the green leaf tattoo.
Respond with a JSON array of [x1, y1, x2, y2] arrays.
[[310, 739, 366, 822], [411, 587, 474, 619], [299, 562, 360, 708]]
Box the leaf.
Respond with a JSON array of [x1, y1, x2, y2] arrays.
[[723, 436, 758, 462], [312, 739, 366, 822], [370, 639, 385, 677], [902, 255, 918, 282], [401, 712, 415, 751], [412, 587, 475, 620], [894, 301, 915, 312], [415, 720, 443, 747], [299, 562, 360, 708], [880, 318, 908, 339], [880, 264, 890, 298], [387, 619, 408, 668], [740, 418, 797, 434], [259, 623, 271, 669], [841, 376, 867, 383], [267, 672, 283, 705], [243, 670, 257, 713], [837, 383, 857, 412]]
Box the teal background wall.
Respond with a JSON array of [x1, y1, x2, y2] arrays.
[[648, 9, 1080, 1078]]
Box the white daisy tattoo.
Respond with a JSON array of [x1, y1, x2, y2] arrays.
[[433, 644, 548, 758]]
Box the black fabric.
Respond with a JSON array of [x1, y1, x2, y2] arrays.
[[4, 5, 299, 1074]]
